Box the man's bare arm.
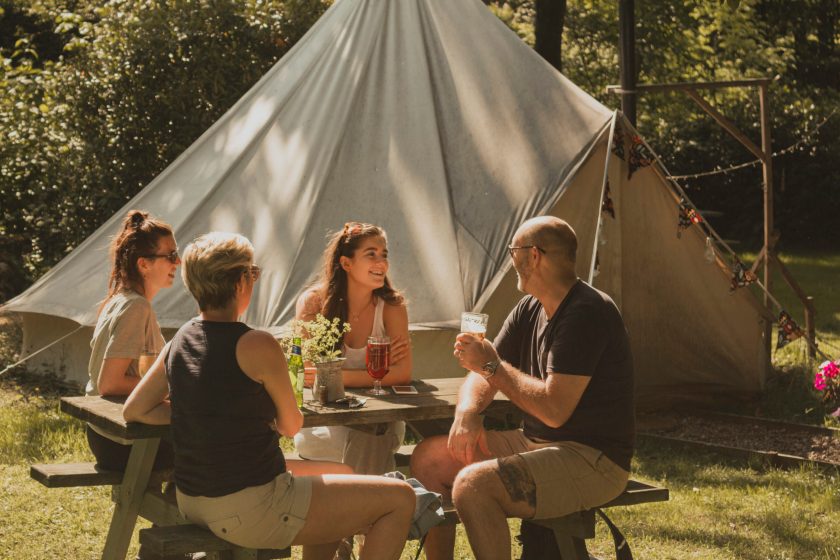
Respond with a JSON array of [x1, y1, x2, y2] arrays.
[[490, 363, 589, 428], [455, 333, 589, 428]]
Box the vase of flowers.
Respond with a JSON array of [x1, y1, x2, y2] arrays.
[[283, 314, 351, 403]]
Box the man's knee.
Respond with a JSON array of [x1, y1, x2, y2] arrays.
[[452, 461, 494, 507], [452, 456, 538, 518], [410, 435, 448, 477]]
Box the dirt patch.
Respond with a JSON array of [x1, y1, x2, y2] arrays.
[[639, 411, 840, 465]]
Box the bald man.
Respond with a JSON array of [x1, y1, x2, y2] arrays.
[[410, 216, 635, 560]]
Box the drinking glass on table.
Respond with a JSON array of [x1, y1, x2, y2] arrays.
[[366, 336, 390, 396], [461, 312, 489, 340]]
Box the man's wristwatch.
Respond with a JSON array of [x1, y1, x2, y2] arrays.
[[480, 359, 500, 379]]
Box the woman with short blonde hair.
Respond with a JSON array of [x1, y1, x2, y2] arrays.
[[125, 232, 415, 560]]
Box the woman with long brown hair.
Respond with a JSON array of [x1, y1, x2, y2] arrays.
[[294, 222, 412, 476], [86, 209, 180, 471]]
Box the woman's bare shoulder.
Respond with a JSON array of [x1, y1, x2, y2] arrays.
[[296, 288, 323, 318], [382, 299, 408, 321]]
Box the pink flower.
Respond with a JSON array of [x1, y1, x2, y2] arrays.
[[819, 360, 840, 379], [814, 371, 827, 391]]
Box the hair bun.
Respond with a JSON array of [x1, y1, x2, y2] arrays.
[[128, 211, 146, 229]]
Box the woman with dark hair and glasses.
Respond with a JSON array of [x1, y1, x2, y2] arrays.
[[125, 232, 414, 560], [294, 222, 412, 478], [85, 209, 181, 471]]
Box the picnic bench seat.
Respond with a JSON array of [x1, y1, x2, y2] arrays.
[[138, 525, 290, 560], [30, 462, 170, 488]]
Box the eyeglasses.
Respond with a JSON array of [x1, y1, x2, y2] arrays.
[[507, 245, 546, 259], [244, 265, 261, 282], [142, 250, 180, 264]]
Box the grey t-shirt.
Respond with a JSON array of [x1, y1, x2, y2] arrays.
[[86, 290, 164, 396]]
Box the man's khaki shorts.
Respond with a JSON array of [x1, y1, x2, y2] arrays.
[[484, 430, 629, 520], [176, 471, 312, 549]]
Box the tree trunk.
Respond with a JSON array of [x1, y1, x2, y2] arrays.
[[534, 0, 566, 72]]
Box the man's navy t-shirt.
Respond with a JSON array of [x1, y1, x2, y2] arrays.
[[494, 280, 635, 471]]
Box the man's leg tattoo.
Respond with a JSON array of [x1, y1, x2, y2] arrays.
[[497, 454, 536, 508]]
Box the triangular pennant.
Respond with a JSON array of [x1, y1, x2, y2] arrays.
[[677, 198, 703, 238], [627, 135, 653, 179], [611, 122, 625, 161], [777, 310, 803, 349], [729, 258, 757, 292], [601, 181, 616, 219]]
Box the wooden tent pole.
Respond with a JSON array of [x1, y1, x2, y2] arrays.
[[618, 0, 637, 126], [759, 83, 774, 363]]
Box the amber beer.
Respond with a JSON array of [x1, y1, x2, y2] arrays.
[[138, 353, 157, 377], [461, 312, 489, 340]]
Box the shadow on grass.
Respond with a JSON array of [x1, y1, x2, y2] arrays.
[[652, 519, 826, 560], [629, 440, 837, 559]]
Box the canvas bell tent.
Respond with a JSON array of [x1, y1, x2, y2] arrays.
[[2, 0, 770, 406]]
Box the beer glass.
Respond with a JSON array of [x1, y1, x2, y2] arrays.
[[460, 312, 489, 340], [366, 336, 391, 396]]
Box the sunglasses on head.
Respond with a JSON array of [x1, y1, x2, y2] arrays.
[[142, 250, 180, 264]]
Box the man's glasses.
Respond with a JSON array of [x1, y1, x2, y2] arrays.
[[244, 265, 261, 282], [142, 250, 180, 264], [507, 245, 546, 259]]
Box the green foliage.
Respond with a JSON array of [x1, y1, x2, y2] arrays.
[[0, 0, 328, 300], [490, 0, 840, 250], [283, 314, 351, 363]]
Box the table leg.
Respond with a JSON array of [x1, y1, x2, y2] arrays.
[[101, 437, 161, 560]]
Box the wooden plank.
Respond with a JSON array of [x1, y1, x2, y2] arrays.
[[601, 480, 669, 507], [102, 438, 160, 560], [62, 378, 513, 437], [30, 462, 123, 488], [139, 525, 290, 558], [638, 433, 840, 472], [685, 89, 766, 162], [606, 77, 772, 94]]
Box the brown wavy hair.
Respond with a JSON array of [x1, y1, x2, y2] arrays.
[[315, 222, 404, 336], [102, 210, 173, 307]]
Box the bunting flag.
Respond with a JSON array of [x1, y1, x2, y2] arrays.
[[729, 258, 757, 292], [611, 123, 625, 160], [601, 181, 616, 219], [627, 136, 653, 179], [777, 310, 804, 350], [677, 198, 703, 237]]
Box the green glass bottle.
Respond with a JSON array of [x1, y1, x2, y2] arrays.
[[288, 337, 304, 408]]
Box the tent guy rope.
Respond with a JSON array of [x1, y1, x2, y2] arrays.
[[0, 325, 85, 377]]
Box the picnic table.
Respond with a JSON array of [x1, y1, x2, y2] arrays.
[[56, 377, 513, 560]]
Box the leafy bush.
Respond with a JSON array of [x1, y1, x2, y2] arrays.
[[0, 0, 328, 300]]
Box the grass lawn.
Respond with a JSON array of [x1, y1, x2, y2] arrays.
[[1, 250, 839, 559]]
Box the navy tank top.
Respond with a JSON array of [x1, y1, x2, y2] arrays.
[[167, 319, 285, 497]]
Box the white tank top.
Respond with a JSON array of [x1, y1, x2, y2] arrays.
[[342, 298, 386, 369]]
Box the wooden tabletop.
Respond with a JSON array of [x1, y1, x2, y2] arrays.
[[61, 378, 513, 441]]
